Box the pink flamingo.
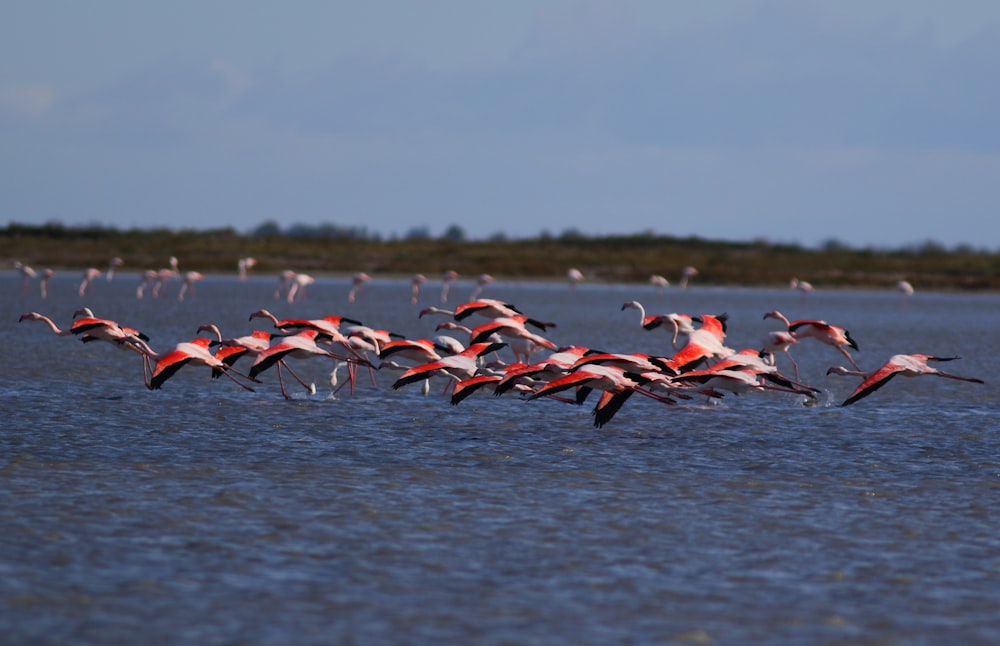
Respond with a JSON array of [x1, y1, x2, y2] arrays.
[[764, 310, 860, 371], [827, 354, 983, 406]]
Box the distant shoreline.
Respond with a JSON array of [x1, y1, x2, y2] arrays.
[[3, 224, 997, 291]]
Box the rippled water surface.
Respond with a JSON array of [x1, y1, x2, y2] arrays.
[[3, 272, 999, 645]]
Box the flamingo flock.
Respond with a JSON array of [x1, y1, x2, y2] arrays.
[[18, 286, 985, 426]]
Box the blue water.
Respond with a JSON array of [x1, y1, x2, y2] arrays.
[[3, 272, 999, 645]]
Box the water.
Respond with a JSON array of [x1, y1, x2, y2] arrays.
[[3, 272, 999, 645]]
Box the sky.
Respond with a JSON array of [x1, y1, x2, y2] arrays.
[[2, 1, 999, 249]]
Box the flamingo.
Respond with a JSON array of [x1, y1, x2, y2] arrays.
[[128, 335, 258, 392], [525, 364, 671, 428], [391, 342, 506, 392], [662, 314, 733, 373], [136, 270, 158, 299], [440, 270, 459, 303], [761, 330, 801, 380], [897, 280, 914, 307], [567, 268, 584, 291], [469, 273, 494, 300], [150, 257, 180, 298], [249, 309, 363, 339], [238, 257, 256, 281], [79, 268, 102, 296], [40, 269, 55, 299], [679, 266, 698, 289], [649, 274, 669, 296], [790, 277, 814, 303], [493, 345, 593, 396], [177, 271, 204, 301], [764, 310, 860, 371], [249, 329, 367, 399], [19, 309, 149, 347], [106, 257, 124, 281], [286, 273, 315, 303], [275, 270, 297, 300], [467, 316, 558, 363], [621, 301, 693, 350], [410, 274, 426, 304], [827, 354, 984, 406], [348, 272, 370, 302], [198, 324, 316, 396], [453, 299, 556, 331], [15, 261, 36, 295]]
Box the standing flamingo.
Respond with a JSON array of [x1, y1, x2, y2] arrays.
[[567, 268, 584, 291], [40, 269, 55, 299], [79, 268, 102, 296], [440, 270, 459, 303], [286, 273, 315, 303], [177, 271, 204, 301], [410, 274, 427, 304], [348, 272, 370, 302], [15, 261, 36, 295], [469, 274, 494, 300], [827, 354, 983, 406], [764, 310, 860, 371], [679, 266, 698, 289], [238, 257, 256, 281], [649, 275, 669, 296], [106, 257, 124, 281]]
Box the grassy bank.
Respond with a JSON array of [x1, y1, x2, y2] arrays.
[[3, 223, 998, 290]]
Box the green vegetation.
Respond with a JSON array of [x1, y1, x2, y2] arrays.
[[3, 222, 998, 290]]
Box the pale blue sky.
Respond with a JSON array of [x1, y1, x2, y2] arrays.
[[3, 1, 999, 248]]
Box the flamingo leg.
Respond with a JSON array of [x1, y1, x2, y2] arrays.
[[279, 359, 316, 393], [276, 363, 291, 399]]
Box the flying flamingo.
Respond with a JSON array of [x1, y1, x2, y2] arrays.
[[764, 310, 860, 371], [440, 270, 459, 303], [391, 342, 506, 393], [128, 335, 259, 392], [525, 364, 672, 428], [621, 301, 693, 350], [348, 272, 370, 302], [249, 309, 363, 339], [20, 308, 149, 346], [827, 354, 984, 406], [467, 316, 558, 363], [249, 329, 368, 398], [198, 324, 316, 396], [453, 299, 556, 331], [761, 330, 801, 380]]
